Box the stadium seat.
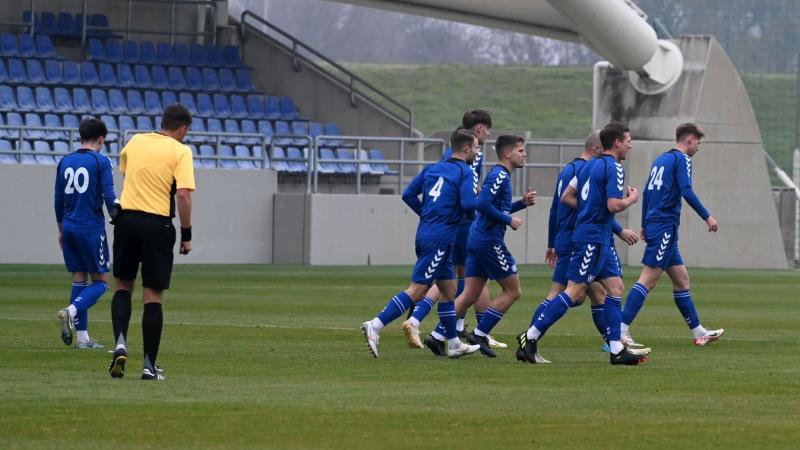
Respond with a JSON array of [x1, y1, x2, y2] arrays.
[[198, 144, 216, 168], [358, 149, 379, 175], [218, 144, 237, 169], [53, 141, 70, 161], [35, 36, 57, 59], [336, 148, 357, 174], [87, 38, 105, 61], [63, 61, 80, 85], [264, 96, 281, 120], [122, 41, 139, 64], [62, 114, 79, 137], [18, 34, 36, 58], [118, 115, 135, 137], [270, 147, 291, 173], [179, 92, 197, 115], [188, 143, 200, 167], [286, 147, 307, 173], [234, 145, 256, 169], [116, 63, 134, 87], [197, 93, 213, 117], [202, 68, 220, 91], [53, 87, 72, 112], [230, 94, 247, 119], [126, 90, 145, 114], [105, 39, 123, 63], [369, 149, 398, 175], [35, 86, 55, 112], [257, 120, 273, 143], [88, 14, 112, 38], [240, 119, 258, 144], [101, 114, 118, 142], [0, 114, 12, 139], [81, 62, 99, 85], [44, 113, 64, 140], [136, 116, 153, 131], [8, 59, 26, 83], [0, 85, 18, 111], [72, 88, 91, 113], [22, 11, 36, 34], [0, 59, 8, 83], [206, 118, 223, 140], [0, 139, 16, 164], [322, 122, 342, 147], [133, 64, 152, 89], [185, 66, 203, 90], [0, 32, 18, 57], [168, 66, 186, 90], [161, 91, 178, 108], [6, 112, 23, 138], [25, 112, 46, 141], [33, 140, 56, 164], [16, 139, 34, 165], [56, 12, 76, 37], [109, 89, 127, 114], [151, 65, 169, 89], [273, 121, 292, 146], [309, 122, 325, 140], [91, 88, 110, 114], [75, 14, 87, 36], [40, 12, 58, 36], [219, 68, 236, 92], [44, 59, 63, 85], [280, 96, 300, 120], [140, 41, 157, 65], [190, 43, 208, 66], [222, 45, 241, 67], [16, 86, 35, 111], [98, 63, 117, 86], [223, 119, 241, 143], [291, 121, 310, 146], [173, 43, 190, 66], [247, 95, 264, 119], [235, 69, 253, 92], [144, 90, 163, 115], [206, 45, 224, 67], [186, 117, 206, 143], [252, 145, 268, 169], [26, 60, 45, 84], [213, 93, 230, 116], [317, 148, 338, 174]]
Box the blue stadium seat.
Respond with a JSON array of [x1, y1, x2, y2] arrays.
[[234, 145, 256, 169], [213, 93, 230, 116], [87, 38, 105, 61], [44, 113, 64, 140], [218, 68, 236, 92], [202, 68, 220, 91], [109, 89, 127, 114], [0, 114, 9, 139], [161, 91, 177, 108], [25, 113, 46, 140], [207, 45, 224, 67], [35, 36, 57, 59], [286, 147, 307, 173], [0, 32, 18, 57], [369, 149, 398, 175], [273, 121, 292, 146], [198, 144, 216, 168], [44, 59, 63, 85], [56, 12, 76, 37], [218, 144, 237, 169], [33, 140, 56, 165], [197, 93, 213, 117], [89, 14, 112, 38], [126, 90, 145, 114], [223, 119, 241, 143], [26, 59, 45, 84], [173, 43, 190, 66], [317, 148, 338, 174], [257, 120, 273, 143], [35, 86, 55, 112], [105, 39, 123, 63], [106, 142, 119, 163], [53, 87, 72, 112], [230, 95, 247, 119], [0, 139, 15, 164], [123, 41, 139, 63], [167, 66, 185, 90], [321, 122, 342, 147], [8, 59, 27, 83], [253, 145, 268, 169], [206, 118, 223, 138], [22, 11, 36, 34], [240, 119, 258, 144], [179, 92, 197, 115], [280, 96, 300, 120], [190, 43, 207, 66], [0, 85, 18, 111], [40, 12, 58, 36], [118, 115, 135, 137], [358, 149, 380, 175], [336, 148, 357, 174], [136, 116, 153, 131], [72, 88, 91, 113], [186, 117, 206, 143], [6, 112, 23, 139], [157, 42, 174, 65], [264, 96, 281, 120], [291, 121, 310, 146], [53, 141, 70, 161], [91, 88, 110, 114], [271, 147, 291, 173], [188, 144, 200, 167], [101, 114, 118, 142], [139, 41, 157, 65], [0, 59, 8, 83], [17, 86, 35, 111], [151, 65, 169, 89], [247, 95, 264, 119], [75, 14, 88, 37], [235, 69, 252, 92], [116, 63, 134, 87], [98, 63, 117, 86], [18, 34, 36, 58], [81, 62, 99, 85], [309, 122, 324, 140], [185, 66, 203, 90], [133, 64, 152, 88], [17, 139, 34, 165], [63, 61, 80, 85], [222, 45, 242, 67], [144, 90, 163, 115]]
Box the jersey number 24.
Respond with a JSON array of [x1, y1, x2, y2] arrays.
[[647, 166, 665, 191]]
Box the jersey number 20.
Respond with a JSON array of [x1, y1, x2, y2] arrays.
[[647, 166, 664, 191], [64, 167, 90, 194], [428, 176, 444, 202]]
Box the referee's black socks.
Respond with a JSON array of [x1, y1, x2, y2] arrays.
[[111, 290, 132, 350], [142, 303, 163, 371]]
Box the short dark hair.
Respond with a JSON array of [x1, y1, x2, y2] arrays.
[[600, 122, 630, 150], [494, 135, 524, 159], [79, 117, 108, 142], [676, 122, 705, 142], [462, 109, 492, 130], [160, 103, 192, 131], [450, 129, 476, 153]]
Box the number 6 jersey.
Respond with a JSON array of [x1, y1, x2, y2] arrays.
[[54, 149, 117, 232]]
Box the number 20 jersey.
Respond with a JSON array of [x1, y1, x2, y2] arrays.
[[54, 150, 117, 233]]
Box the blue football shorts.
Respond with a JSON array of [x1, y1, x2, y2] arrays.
[[62, 228, 110, 274], [465, 241, 518, 281], [450, 221, 471, 267], [641, 222, 683, 269], [411, 239, 455, 285], [551, 245, 575, 286], [567, 241, 622, 284]]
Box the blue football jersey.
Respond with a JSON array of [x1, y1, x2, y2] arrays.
[[54, 150, 117, 232], [642, 149, 710, 227], [469, 165, 525, 246], [442, 146, 483, 225], [572, 154, 625, 244], [547, 158, 588, 252], [402, 158, 476, 242]]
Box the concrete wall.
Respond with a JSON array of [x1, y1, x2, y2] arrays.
[[0, 165, 278, 264]]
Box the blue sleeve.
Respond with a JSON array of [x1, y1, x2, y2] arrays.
[[54, 163, 64, 223], [611, 219, 623, 236], [476, 170, 511, 225], [676, 156, 710, 220], [460, 165, 476, 219], [547, 194, 557, 248], [607, 161, 624, 199], [402, 169, 425, 216], [99, 157, 117, 214], [510, 200, 526, 214]]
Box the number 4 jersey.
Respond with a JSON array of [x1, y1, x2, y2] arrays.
[[54, 149, 118, 232]]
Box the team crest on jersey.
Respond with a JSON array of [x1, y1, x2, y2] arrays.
[[490, 170, 507, 195]]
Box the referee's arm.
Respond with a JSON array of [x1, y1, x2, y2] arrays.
[[177, 188, 192, 255]]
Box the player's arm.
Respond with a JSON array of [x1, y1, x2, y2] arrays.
[[459, 166, 477, 220], [510, 187, 535, 213], [676, 157, 716, 231], [99, 157, 119, 216], [612, 219, 638, 245], [475, 171, 516, 227], [401, 168, 425, 216], [175, 148, 195, 255], [560, 176, 578, 209], [606, 165, 637, 213]]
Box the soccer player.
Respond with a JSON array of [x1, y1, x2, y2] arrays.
[[424, 135, 536, 358], [402, 110, 503, 349], [108, 104, 195, 381], [361, 129, 481, 359], [55, 117, 117, 349], [517, 122, 646, 366], [620, 123, 723, 347]]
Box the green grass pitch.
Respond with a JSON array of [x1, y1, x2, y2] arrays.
[[1, 264, 798, 449]]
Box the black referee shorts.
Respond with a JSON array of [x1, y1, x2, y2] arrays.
[[113, 210, 176, 291]]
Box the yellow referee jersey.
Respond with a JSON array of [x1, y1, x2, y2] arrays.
[[119, 132, 195, 217]]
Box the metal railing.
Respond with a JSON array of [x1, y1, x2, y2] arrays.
[[239, 11, 414, 136]]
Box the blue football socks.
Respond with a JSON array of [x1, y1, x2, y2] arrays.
[[437, 301, 458, 339], [376, 291, 413, 328], [591, 304, 606, 339], [673, 289, 701, 329], [475, 307, 504, 336], [621, 282, 649, 325]]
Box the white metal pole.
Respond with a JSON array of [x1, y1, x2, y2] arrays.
[[794, 149, 799, 263]]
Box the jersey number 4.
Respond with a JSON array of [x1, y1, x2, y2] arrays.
[[647, 166, 665, 191], [428, 176, 444, 202], [64, 167, 90, 194]]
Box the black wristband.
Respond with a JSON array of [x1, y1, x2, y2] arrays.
[[180, 227, 192, 242]]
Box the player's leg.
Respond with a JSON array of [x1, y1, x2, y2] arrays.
[[435, 277, 479, 358], [109, 212, 140, 378], [74, 271, 110, 349], [666, 263, 724, 346], [471, 272, 521, 357], [365, 281, 428, 355], [401, 284, 440, 348], [428, 275, 485, 346], [57, 230, 86, 346], [619, 265, 662, 347], [587, 282, 608, 350]]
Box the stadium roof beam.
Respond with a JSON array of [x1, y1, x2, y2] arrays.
[[324, 0, 683, 95]]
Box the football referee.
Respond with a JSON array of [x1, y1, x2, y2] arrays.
[[108, 104, 195, 381]]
